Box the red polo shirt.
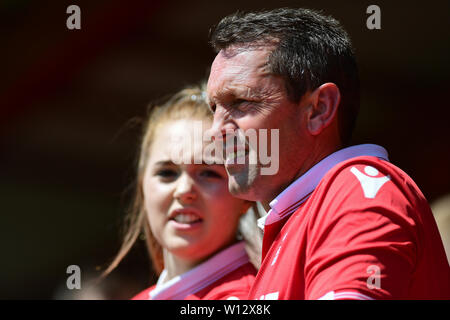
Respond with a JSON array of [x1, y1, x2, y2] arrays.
[[249, 144, 450, 300]]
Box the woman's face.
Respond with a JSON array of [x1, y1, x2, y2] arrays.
[[143, 118, 251, 264]]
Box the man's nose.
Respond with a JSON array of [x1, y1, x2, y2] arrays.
[[173, 173, 197, 204], [206, 106, 237, 142]]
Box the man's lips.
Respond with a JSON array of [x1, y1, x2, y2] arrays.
[[224, 143, 249, 165]]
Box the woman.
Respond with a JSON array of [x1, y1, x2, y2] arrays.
[[103, 84, 261, 300]]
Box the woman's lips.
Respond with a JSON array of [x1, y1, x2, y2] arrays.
[[168, 209, 203, 230]]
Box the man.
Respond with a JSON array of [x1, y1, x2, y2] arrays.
[[206, 8, 450, 299]]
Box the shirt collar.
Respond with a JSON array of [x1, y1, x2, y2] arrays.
[[149, 241, 249, 300], [258, 144, 389, 229]]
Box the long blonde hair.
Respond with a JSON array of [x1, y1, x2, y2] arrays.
[[102, 83, 262, 279]]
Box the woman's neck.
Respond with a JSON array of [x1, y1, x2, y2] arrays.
[[162, 250, 200, 283], [161, 239, 240, 283]]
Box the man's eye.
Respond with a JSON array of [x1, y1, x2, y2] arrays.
[[200, 169, 222, 179], [209, 104, 216, 113], [233, 99, 252, 110]]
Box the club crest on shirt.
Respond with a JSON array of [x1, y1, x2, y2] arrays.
[[350, 165, 391, 199]]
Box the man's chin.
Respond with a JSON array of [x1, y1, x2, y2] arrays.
[[228, 177, 251, 199], [226, 166, 259, 201]]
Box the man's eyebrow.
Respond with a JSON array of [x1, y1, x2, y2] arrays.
[[212, 86, 262, 103], [211, 87, 235, 102]]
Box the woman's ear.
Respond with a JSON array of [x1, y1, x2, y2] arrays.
[[307, 83, 341, 135]]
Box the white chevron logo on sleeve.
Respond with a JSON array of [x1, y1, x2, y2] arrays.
[[350, 166, 391, 199]]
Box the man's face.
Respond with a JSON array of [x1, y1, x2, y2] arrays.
[[207, 47, 311, 203]]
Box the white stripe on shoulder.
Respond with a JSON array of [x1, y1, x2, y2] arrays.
[[318, 291, 375, 300]]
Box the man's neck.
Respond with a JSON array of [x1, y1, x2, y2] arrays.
[[261, 142, 342, 210]]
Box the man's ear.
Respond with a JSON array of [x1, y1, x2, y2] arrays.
[[307, 83, 341, 135]]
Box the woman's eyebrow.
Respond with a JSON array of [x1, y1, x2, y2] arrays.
[[154, 160, 174, 166]]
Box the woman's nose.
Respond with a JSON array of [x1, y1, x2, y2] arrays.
[[173, 173, 197, 204]]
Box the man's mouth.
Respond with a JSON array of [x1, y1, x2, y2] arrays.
[[224, 139, 249, 165], [225, 149, 248, 164]]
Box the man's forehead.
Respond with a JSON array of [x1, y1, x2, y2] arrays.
[[213, 48, 270, 74], [208, 48, 272, 99]]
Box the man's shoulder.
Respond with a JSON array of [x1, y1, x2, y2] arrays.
[[317, 155, 426, 205], [286, 155, 429, 239], [325, 155, 406, 182]]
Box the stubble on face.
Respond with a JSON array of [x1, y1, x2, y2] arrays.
[[227, 161, 259, 198]]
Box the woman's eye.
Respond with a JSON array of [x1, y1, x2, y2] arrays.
[[156, 169, 178, 178]]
